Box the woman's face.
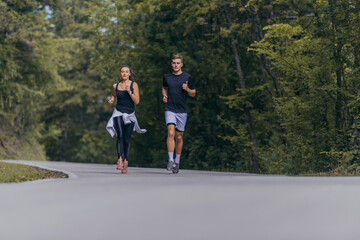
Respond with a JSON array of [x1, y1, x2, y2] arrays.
[[120, 67, 130, 80]]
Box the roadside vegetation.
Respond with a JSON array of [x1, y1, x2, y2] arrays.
[[0, 162, 67, 183], [2, 0, 360, 175]]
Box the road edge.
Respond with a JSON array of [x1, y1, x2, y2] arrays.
[[0, 160, 78, 184]]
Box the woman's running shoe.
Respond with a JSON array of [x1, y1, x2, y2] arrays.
[[116, 159, 123, 170], [122, 160, 128, 174]]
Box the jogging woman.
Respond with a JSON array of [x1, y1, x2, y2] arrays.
[[106, 65, 146, 173]]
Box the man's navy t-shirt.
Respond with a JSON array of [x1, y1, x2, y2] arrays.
[[163, 72, 195, 113]]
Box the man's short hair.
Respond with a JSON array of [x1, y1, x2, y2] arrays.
[[172, 54, 183, 63]]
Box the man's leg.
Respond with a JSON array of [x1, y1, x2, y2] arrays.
[[166, 124, 176, 170], [165, 111, 177, 170], [175, 131, 184, 160], [172, 131, 184, 172], [174, 113, 187, 165], [167, 124, 176, 155]]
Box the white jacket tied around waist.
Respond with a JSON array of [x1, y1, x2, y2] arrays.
[[106, 108, 146, 137]]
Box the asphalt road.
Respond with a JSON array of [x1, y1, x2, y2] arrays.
[[0, 160, 360, 240]]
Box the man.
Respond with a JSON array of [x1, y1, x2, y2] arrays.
[[162, 54, 196, 173]]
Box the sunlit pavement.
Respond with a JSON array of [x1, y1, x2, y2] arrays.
[[0, 160, 359, 240]]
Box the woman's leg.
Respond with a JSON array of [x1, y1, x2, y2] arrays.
[[113, 116, 124, 159], [121, 118, 135, 161]]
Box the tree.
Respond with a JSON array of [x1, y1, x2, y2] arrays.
[[0, 0, 61, 159]]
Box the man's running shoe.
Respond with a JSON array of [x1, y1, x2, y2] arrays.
[[172, 162, 179, 174], [167, 161, 175, 171]]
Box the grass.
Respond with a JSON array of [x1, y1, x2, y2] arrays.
[[0, 162, 68, 183], [0, 128, 47, 161]]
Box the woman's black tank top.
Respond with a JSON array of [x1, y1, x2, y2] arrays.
[[115, 81, 134, 114]]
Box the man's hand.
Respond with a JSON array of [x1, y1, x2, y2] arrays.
[[182, 81, 189, 92], [163, 95, 168, 103]]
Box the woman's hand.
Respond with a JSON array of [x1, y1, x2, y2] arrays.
[[125, 85, 131, 95], [109, 84, 117, 104], [108, 96, 114, 104]]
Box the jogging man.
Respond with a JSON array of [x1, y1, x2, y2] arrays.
[[162, 54, 196, 173]]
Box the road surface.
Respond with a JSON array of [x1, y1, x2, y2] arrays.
[[0, 160, 360, 240]]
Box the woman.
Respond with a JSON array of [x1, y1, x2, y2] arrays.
[[106, 65, 146, 174]]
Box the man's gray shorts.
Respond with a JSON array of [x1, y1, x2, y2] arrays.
[[165, 111, 187, 132]]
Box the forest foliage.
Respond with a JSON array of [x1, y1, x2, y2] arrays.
[[1, 0, 360, 174]]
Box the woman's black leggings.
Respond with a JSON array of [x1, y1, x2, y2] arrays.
[[113, 116, 134, 160]]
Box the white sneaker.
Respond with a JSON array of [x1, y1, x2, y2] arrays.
[[167, 161, 175, 171]]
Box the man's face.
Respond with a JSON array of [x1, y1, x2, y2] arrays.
[[171, 58, 183, 73]]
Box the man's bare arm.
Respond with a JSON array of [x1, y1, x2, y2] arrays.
[[162, 86, 168, 103], [182, 81, 196, 97]]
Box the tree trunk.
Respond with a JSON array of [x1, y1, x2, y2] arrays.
[[353, 48, 360, 146], [250, 8, 289, 142], [252, 12, 283, 98], [229, 36, 260, 173], [329, 0, 344, 134], [354, 117, 359, 146], [223, 3, 259, 172]]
